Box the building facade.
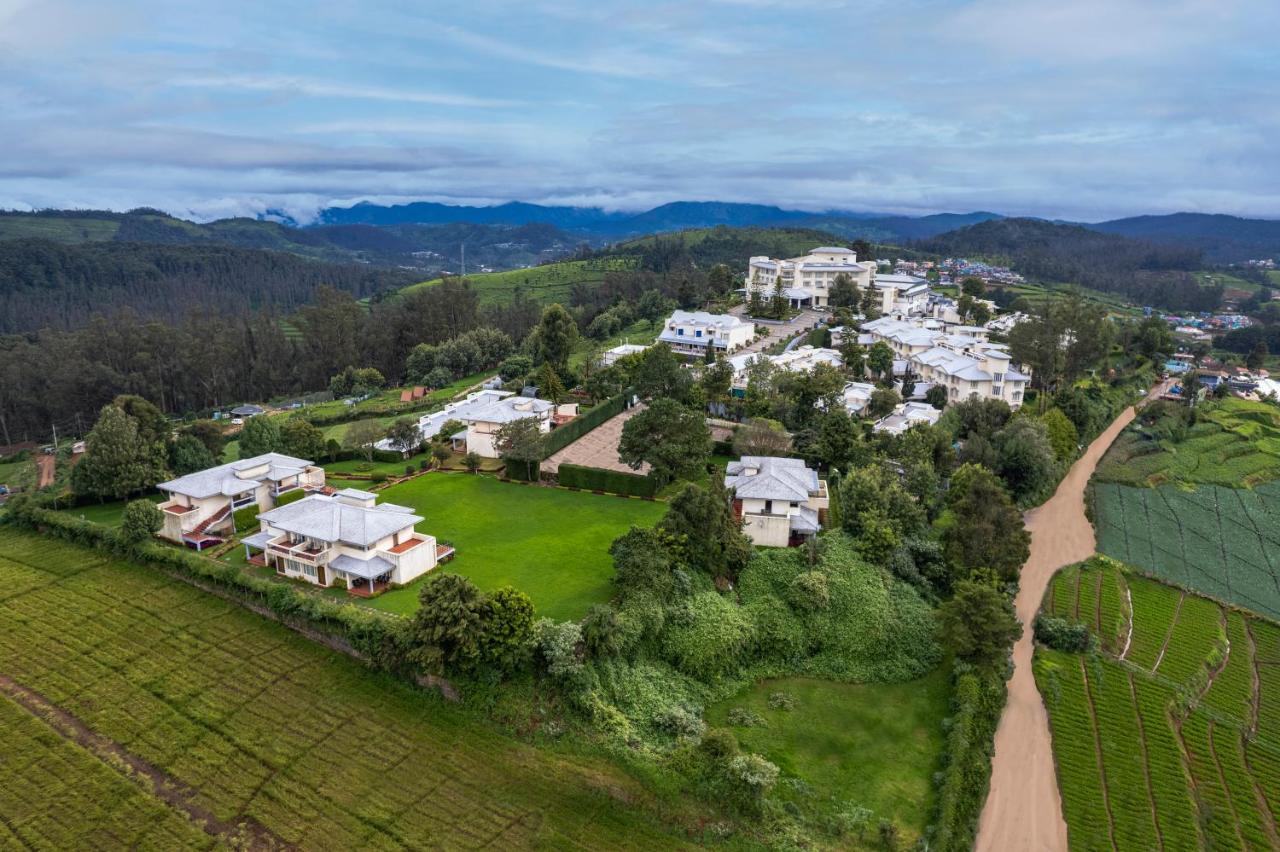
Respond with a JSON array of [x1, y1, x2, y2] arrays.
[[657, 310, 755, 355], [745, 247, 874, 309], [725, 456, 829, 547]]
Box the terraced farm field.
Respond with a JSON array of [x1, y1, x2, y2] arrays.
[[0, 528, 692, 849], [1037, 558, 1280, 851], [1092, 480, 1280, 620], [399, 257, 638, 306]]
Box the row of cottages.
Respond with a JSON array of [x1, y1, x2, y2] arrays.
[[657, 310, 755, 356], [858, 316, 1031, 409], [727, 345, 844, 393], [725, 456, 829, 548], [241, 488, 451, 595], [374, 389, 557, 458], [157, 453, 326, 549], [743, 247, 930, 315]]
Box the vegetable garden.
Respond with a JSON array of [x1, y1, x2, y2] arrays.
[[0, 529, 693, 849], [1036, 557, 1280, 850]]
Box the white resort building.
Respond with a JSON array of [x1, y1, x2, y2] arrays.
[[242, 488, 452, 596], [872, 402, 943, 435], [375, 389, 554, 458], [728, 345, 844, 392], [746, 247, 874, 310], [725, 456, 829, 548], [657, 310, 755, 355], [157, 453, 326, 549]]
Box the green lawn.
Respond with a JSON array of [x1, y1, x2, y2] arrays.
[[707, 671, 950, 846], [399, 257, 637, 306], [370, 473, 665, 620], [323, 451, 431, 477], [0, 457, 32, 489], [55, 494, 163, 528]]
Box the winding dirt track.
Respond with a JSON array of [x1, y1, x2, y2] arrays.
[[976, 383, 1167, 851]]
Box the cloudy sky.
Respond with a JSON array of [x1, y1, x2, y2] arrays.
[[1, 0, 1277, 222]]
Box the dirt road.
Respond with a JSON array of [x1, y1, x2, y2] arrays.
[[36, 454, 54, 488], [976, 384, 1166, 851]]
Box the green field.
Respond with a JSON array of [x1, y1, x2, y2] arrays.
[[369, 473, 665, 620], [0, 456, 32, 490], [1037, 558, 1280, 851], [708, 672, 949, 847], [1095, 398, 1280, 488], [399, 257, 637, 306], [0, 528, 696, 849], [56, 494, 164, 528], [0, 215, 120, 242]]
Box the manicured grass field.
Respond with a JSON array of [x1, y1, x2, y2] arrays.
[[372, 473, 665, 620], [1036, 558, 1280, 851], [707, 671, 949, 846], [55, 493, 164, 528], [0, 529, 695, 849]]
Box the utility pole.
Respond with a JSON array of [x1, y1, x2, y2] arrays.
[[0, 412, 9, 448], [461, 242, 466, 277], [51, 421, 58, 451]]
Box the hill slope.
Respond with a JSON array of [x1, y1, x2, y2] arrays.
[[1089, 212, 1280, 263]]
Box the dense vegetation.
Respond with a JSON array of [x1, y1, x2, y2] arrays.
[[1036, 557, 1280, 851], [918, 218, 1219, 312]]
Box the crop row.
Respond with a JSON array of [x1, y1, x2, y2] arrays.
[[1201, 612, 1255, 727], [1124, 576, 1180, 671], [1085, 662, 1160, 851]]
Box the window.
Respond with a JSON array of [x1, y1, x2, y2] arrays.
[[695, 329, 702, 338], [301, 563, 316, 578], [677, 328, 684, 336], [764, 500, 773, 514]]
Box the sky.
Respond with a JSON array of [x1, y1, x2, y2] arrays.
[[1, 0, 1278, 223]]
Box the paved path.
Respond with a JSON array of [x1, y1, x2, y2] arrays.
[[727, 305, 823, 356], [543, 403, 650, 476], [976, 382, 1168, 852]]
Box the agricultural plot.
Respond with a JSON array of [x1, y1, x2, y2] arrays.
[[0, 529, 692, 849], [1035, 558, 1280, 851], [1093, 480, 1280, 619], [400, 257, 638, 306]]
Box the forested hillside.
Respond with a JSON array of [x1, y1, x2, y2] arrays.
[[1090, 212, 1280, 264], [0, 239, 414, 332], [917, 218, 1218, 311]]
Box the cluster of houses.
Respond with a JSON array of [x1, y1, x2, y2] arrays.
[[157, 452, 450, 593]]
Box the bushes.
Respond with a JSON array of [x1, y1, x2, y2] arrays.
[[557, 463, 657, 498], [928, 665, 1009, 851], [274, 489, 307, 507], [1033, 614, 1096, 653], [541, 392, 629, 458], [663, 592, 756, 680], [233, 504, 260, 533]]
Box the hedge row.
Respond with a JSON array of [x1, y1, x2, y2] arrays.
[[233, 504, 260, 533], [4, 502, 415, 675], [928, 664, 1008, 851], [540, 392, 630, 459], [557, 463, 657, 498]]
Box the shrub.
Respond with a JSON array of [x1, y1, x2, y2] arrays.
[[726, 753, 779, 811], [369, 472, 388, 484], [768, 691, 796, 711], [726, 707, 766, 728], [233, 504, 261, 533], [329, 576, 347, 591], [541, 392, 629, 458], [1033, 614, 1096, 653], [662, 592, 755, 680], [787, 571, 830, 611], [699, 728, 739, 760], [653, 705, 706, 739], [533, 619, 584, 680]]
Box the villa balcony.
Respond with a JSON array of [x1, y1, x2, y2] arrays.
[[267, 536, 331, 565]]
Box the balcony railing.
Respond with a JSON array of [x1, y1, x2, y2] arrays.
[[267, 536, 331, 565]]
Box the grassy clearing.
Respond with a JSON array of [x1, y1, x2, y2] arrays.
[[1036, 558, 1280, 851], [54, 493, 164, 528], [707, 672, 949, 847], [370, 473, 664, 620], [399, 257, 637, 306], [0, 456, 33, 491], [0, 528, 698, 849], [0, 216, 120, 242], [1095, 397, 1280, 488]]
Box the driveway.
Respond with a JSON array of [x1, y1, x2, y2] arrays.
[[543, 403, 651, 476], [727, 305, 825, 355]]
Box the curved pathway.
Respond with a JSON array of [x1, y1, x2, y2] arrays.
[[976, 383, 1167, 851]]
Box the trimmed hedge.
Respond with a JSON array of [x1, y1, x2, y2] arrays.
[[928, 664, 1008, 851], [504, 459, 540, 482], [233, 504, 260, 533], [540, 391, 630, 459], [557, 463, 657, 498], [274, 489, 307, 507]]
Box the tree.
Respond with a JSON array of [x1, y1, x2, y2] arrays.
[[183, 419, 225, 458], [993, 417, 1057, 502], [463, 451, 482, 473], [610, 526, 679, 600], [838, 340, 866, 378], [812, 408, 864, 471], [169, 434, 216, 475], [619, 399, 711, 486], [658, 481, 752, 580], [280, 418, 326, 460], [867, 342, 894, 381], [409, 573, 488, 674], [343, 419, 383, 462], [839, 463, 924, 542], [970, 302, 992, 325], [238, 416, 283, 458], [1040, 408, 1079, 463], [925, 385, 948, 410], [829, 272, 860, 309], [383, 418, 421, 455], [329, 365, 385, 398], [533, 303, 579, 370], [938, 580, 1020, 668], [636, 289, 673, 324], [631, 344, 691, 402], [71, 404, 166, 500], [113, 394, 169, 448], [1132, 316, 1174, 361], [405, 343, 437, 382], [499, 354, 533, 382], [492, 417, 545, 480], [860, 284, 881, 319], [867, 387, 900, 419], [700, 355, 734, 412], [706, 263, 736, 296], [732, 417, 791, 457], [769, 278, 787, 319], [476, 586, 535, 674], [535, 362, 567, 403], [940, 464, 1031, 583], [1248, 341, 1269, 371], [960, 276, 985, 299], [120, 499, 164, 543]]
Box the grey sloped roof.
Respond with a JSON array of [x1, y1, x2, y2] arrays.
[[331, 554, 394, 579], [159, 453, 314, 499], [465, 396, 553, 425], [724, 456, 818, 502], [259, 494, 420, 548], [789, 506, 820, 533], [241, 530, 275, 549]]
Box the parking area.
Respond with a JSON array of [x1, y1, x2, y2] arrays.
[[542, 403, 650, 476]]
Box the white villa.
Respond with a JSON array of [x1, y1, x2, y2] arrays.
[[728, 345, 843, 392], [859, 317, 1031, 409], [657, 310, 755, 355], [725, 456, 829, 547], [839, 381, 878, 415], [871, 273, 931, 315], [602, 343, 649, 365], [375, 389, 553, 458], [746, 247, 873, 310], [157, 453, 326, 549], [873, 402, 943, 435], [242, 489, 450, 595]]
